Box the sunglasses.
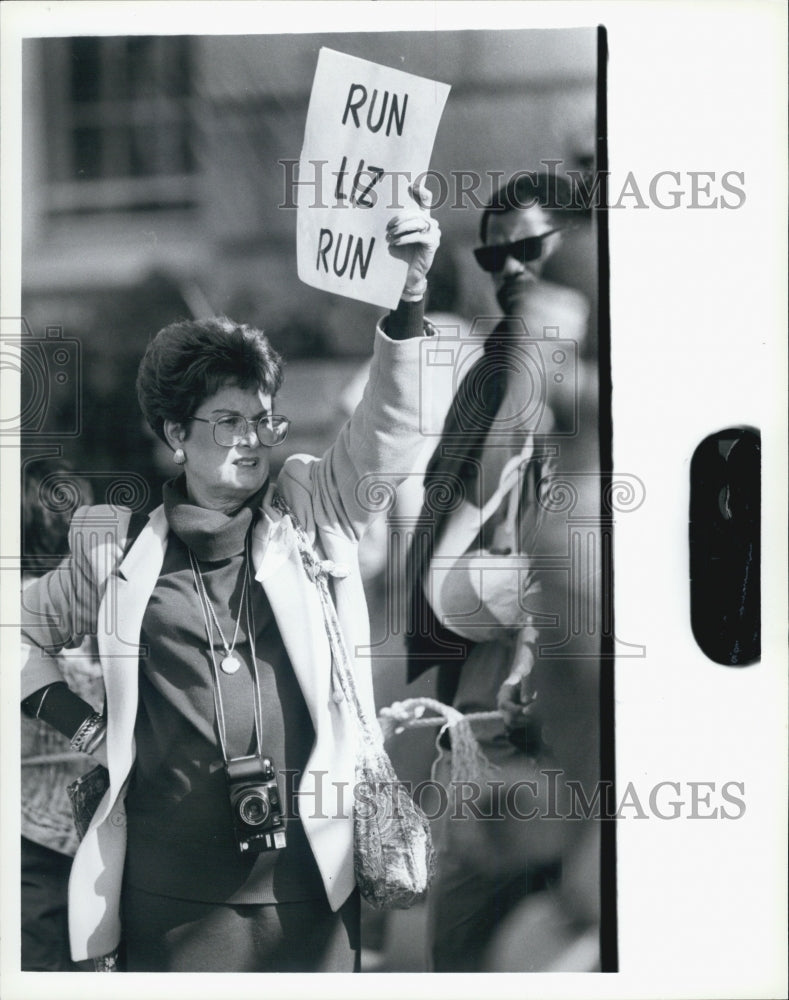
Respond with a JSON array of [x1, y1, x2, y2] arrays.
[[473, 228, 565, 273]]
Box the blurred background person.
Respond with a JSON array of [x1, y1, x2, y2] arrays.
[[21, 458, 103, 971], [482, 821, 601, 972], [405, 171, 597, 972]]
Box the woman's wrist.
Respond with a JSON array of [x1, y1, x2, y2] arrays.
[[386, 296, 426, 340], [21, 682, 102, 744], [69, 711, 107, 755], [400, 277, 428, 303]]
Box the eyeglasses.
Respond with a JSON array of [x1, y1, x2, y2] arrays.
[[189, 414, 290, 447], [473, 228, 565, 273]]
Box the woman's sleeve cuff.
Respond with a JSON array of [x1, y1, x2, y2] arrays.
[[383, 298, 428, 340]]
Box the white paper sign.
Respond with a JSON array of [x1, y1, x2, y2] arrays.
[[297, 47, 450, 310]]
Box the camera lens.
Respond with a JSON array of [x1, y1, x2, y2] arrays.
[[238, 789, 270, 827]]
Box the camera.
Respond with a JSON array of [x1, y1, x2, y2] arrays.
[[225, 755, 286, 854], [0, 318, 82, 437], [419, 316, 578, 438]]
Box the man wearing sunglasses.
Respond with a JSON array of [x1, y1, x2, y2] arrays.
[[406, 172, 590, 971], [475, 176, 569, 313]]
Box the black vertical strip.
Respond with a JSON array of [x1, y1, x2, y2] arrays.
[[596, 23, 618, 974]]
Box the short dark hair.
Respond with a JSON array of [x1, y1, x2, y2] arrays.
[[479, 171, 574, 244], [136, 316, 284, 443], [22, 458, 94, 577]]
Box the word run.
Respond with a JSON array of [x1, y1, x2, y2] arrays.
[[341, 84, 408, 138], [316, 229, 375, 280]]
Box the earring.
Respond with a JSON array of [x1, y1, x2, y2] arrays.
[[173, 448, 186, 465]]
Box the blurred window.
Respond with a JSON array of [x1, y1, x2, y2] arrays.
[[42, 36, 197, 216]]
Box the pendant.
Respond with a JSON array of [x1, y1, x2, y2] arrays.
[[221, 655, 241, 675]]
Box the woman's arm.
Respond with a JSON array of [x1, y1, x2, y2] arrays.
[[382, 297, 427, 342], [281, 183, 441, 538], [20, 505, 115, 763], [20, 506, 100, 695], [22, 681, 94, 736]]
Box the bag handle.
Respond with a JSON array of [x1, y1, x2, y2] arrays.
[[270, 492, 381, 745]]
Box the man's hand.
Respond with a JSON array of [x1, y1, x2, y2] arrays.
[[497, 675, 537, 730], [385, 180, 440, 301], [496, 627, 538, 730]]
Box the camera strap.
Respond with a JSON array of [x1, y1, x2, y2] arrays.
[[189, 535, 265, 767]]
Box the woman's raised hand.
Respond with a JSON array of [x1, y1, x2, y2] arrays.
[[385, 178, 441, 301]]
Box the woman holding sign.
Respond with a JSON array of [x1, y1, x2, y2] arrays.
[[19, 184, 439, 972]]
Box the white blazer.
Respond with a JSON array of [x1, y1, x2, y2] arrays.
[[20, 322, 425, 961]]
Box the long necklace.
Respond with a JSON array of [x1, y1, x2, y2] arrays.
[[189, 539, 264, 765], [189, 549, 249, 675]]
